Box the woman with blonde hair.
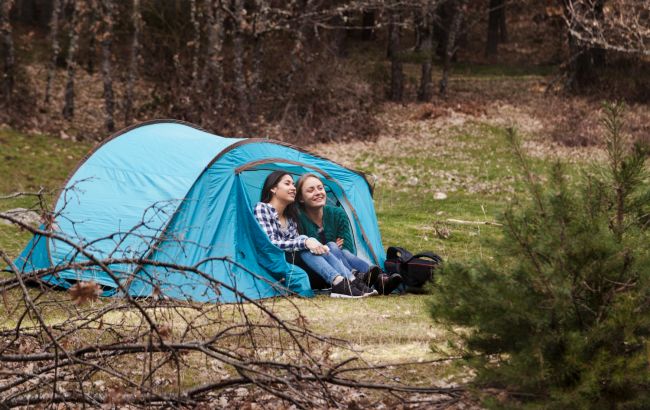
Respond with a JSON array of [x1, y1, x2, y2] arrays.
[[296, 173, 402, 295]]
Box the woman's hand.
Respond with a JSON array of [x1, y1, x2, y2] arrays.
[[306, 238, 329, 255], [336, 238, 344, 249]]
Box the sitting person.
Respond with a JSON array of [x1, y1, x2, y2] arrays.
[[295, 173, 403, 295], [253, 170, 377, 298]]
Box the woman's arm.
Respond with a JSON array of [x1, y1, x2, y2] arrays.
[[332, 207, 356, 254], [254, 203, 308, 251]]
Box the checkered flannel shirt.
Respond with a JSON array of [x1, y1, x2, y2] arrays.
[[254, 202, 308, 251]]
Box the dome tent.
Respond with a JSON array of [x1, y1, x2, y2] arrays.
[[14, 120, 386, 303]]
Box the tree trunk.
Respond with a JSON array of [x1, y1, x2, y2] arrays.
[[417, 1, 435, 102], [44, 0, 61, 104], [439, 1, 463, 96], [62, 0, 81, 120], [388, 10, 403, 101], [498, 0, 507, 43], [232, 0, 250, 127], [361, 10, 374, 40], [86, 23, 95, 74], [413, 9, 424, 52], [282, 0, 316, 124], [0, 0, 15, 102], [189, 0, 201, 85], [124, 0, 142, 125], [248, 0, 266, 124], [563, 0, 605, 89], [100, 0, 115, 132], [485, 0, 506, 57], [330, 14, 347, 57], [201, 0, 224, 113]]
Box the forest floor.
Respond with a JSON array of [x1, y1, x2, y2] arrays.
[[1, 67, 647, 407]]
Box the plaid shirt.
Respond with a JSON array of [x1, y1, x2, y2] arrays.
[[254, 202, 308, 251]]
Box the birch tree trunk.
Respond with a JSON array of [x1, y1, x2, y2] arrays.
[[124, 0, 142, 125], [100, 0, 115, 132], [44, 0, 61, 104], [202, 0, 224, 112], [0, 0, 15, 101], [62, 0, 81, 120]]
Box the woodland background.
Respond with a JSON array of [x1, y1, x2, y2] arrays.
[[0, 0, 648, 144]]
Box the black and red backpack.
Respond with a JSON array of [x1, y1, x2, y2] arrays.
[[384, 246, 442, 293]]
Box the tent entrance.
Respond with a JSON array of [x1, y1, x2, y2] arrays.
[[235, 158, 380, 264]]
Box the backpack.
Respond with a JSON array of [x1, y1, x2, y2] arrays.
[[384, 246, 442, 293]]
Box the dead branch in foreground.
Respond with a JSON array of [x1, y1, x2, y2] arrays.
[[0, 192, 465, 408]]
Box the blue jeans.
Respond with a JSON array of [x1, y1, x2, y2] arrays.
[[299, 248, 354, 284], [326, 242, 371, 273]]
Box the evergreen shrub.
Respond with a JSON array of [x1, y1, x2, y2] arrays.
[[429, 103, 650, 408]]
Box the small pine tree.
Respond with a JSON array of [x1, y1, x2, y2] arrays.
[[430, 102, 650, 408]]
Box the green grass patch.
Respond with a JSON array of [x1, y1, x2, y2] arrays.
[[0, 113, 604, 392], [0, 128, 90, 193]]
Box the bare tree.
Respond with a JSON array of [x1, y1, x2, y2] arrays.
[[44, 0, 62, 104], [189, 0, 202, 86], [232, 0, 250, 128], [100, 0, 116, 132], [0, 0, 15, 102], [281, 0, 318, 124], [62, 0, 82, 121], [417, 0, 436, 102], [439, 0, 464, 96], [388, 8, 403, 101], [485, 0, 507, 58], [124, 0, 142, 125], [201, 0, 225, 115], [562, 0, 649, 88], [248, 0, 267, 124], [563, 0, 649, 57]]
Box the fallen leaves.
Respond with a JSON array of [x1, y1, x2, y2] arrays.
[[68, 281, 101, 305]]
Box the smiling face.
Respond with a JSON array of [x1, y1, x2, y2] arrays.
[[271, 174, 297, 204], [298, 176, 327, 209]]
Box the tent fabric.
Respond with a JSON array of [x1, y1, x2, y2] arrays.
[[15, 120, 386, 303]]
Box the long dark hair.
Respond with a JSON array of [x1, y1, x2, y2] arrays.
[[260, 170, 299, 222]]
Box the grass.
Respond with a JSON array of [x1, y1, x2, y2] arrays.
[[0, 100, 604, 398]]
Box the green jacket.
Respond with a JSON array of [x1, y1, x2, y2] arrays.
[[297, 205, 356, 254]]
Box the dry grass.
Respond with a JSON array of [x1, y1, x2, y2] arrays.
[[2, 61, 647, 407]]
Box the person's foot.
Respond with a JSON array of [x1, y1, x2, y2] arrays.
[[366, 265, 382, 287], [330, 278, 364, 298], [353, 266, 382, 288], [351, 278, 378, 296], [376, 273, 403, 295]]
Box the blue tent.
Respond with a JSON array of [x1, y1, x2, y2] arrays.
[[14, 120, 385, 302]]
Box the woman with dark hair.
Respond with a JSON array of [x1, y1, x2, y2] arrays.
[[254, 170, 377, 298], [296, 173, 403, 295]]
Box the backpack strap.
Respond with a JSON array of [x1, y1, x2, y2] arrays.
[[406, 252, 443, 264]]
